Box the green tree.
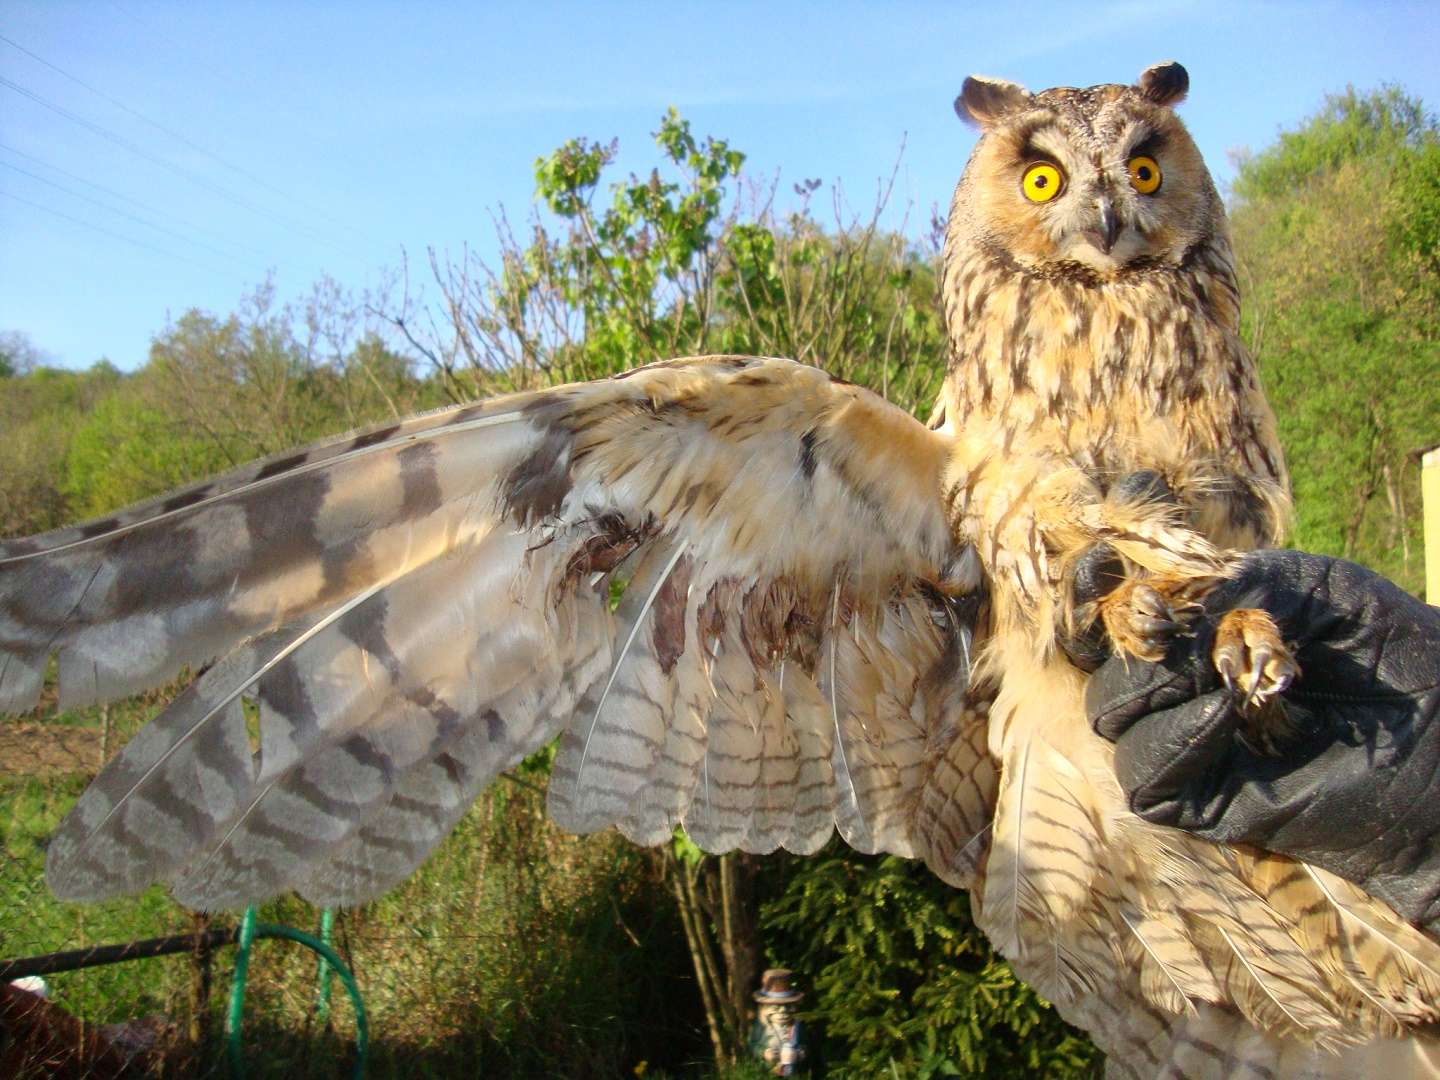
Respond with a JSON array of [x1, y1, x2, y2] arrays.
[[0, 360, 125, 535], [0, 329, 47, 378], [398, 109, 944, 418], [1232, 86, 1440, 591], [62, 378, 236, 520], [138, 278, 437, 479]]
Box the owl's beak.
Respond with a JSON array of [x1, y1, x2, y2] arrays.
[[1094, 198, 1121, 255]]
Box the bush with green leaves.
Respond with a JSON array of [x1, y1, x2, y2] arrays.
[[761, 847, 1098, 1078]]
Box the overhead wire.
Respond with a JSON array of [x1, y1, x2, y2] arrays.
[[0, 141, 275, 261], [0, 74, 366, 259], [0, 189, 231, 274], [0, 159, 250, 264], [0, 32, 362, 239]]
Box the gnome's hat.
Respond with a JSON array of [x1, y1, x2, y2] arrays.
[[753, 968, 804, 1004]]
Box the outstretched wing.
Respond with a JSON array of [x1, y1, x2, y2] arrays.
[[0, 355, 996, 910]]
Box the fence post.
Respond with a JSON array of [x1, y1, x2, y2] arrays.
[[189, 911, 215, 1047]]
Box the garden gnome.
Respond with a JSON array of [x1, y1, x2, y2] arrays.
[[748, 968, 806, 1076]]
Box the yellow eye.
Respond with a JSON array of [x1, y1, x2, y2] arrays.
[[1128, 155, 1162, 194], [1021, 162, 1064, 203]]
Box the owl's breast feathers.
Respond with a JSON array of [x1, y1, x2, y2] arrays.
[[936, 235, 1290, 557]]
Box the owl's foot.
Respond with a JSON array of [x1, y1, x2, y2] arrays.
[[1213, 608, 1299, 752], [1097, 575, 1213, 663]]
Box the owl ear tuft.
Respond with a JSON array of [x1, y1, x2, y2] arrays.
[[1136, 61, 1189, 107], [955, 76, 1032, 127]]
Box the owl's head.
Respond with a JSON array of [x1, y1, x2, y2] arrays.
[[950, 62, 1221, 278]]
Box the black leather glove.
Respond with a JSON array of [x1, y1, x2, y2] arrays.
[[1086, 549, 1440, 928]]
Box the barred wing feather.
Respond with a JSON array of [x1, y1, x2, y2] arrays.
[[0, 355, 994, 909]]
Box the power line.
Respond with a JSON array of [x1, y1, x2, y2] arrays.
[[0, 159, 248, 264], [0, 141, 274, 260], [0, 188, 229, 273], [0, 74, 365, 259], [0, 32, 360, 238]]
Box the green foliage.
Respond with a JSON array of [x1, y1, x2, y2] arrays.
[[1, 774, 195, 1025], [1, 279, 442, 529], [422, 107, 944, 417], [0, 362, 125, 535], [1232, 86, 1434, 203], [1389, 138, 1440, 298], [761, 848, 1098, 1078], [1, 732, 707, 1078], [521, 109, 746, 380], [144, 281, 437, 466], [1232, 85, 1440, 591], [62, 381, 235, 520]]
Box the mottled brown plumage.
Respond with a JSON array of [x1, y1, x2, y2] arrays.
[[2, 63, 1436, 1079]]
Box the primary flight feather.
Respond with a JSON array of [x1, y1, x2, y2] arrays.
[[4, 62, 1438, 1078]]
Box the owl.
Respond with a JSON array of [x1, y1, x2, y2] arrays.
[[3, 63, 1438, 1078]]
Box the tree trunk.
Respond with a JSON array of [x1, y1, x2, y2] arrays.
[[668, 855, 729, 1067], [719, 853, 761, 1044], [1382, 460, 1411, 569], [663, 847, 763, 1067]]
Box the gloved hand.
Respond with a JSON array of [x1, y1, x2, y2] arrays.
[[1086, 548, 1440, 929]]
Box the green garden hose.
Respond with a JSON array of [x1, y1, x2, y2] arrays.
[[316, 907, 336, 1024], [226, 907, 368, 1078]]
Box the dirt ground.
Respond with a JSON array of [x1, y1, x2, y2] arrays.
[[0, 724, 100, 776]]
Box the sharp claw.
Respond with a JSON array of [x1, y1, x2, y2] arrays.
[[1214, 645, 1239, 688], [1133, 616, 1184, 638], [1131, 585, 1172, 621]]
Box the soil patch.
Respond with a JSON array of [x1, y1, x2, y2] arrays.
[[0, 724, 100, 776]]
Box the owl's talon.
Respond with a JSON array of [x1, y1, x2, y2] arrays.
[[1212, 608, 1299, 740], [1244, 643, 1275, 700], [1097, 576, 1209, 663]]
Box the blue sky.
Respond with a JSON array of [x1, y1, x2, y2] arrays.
[[2, 1, 1438, 370]]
